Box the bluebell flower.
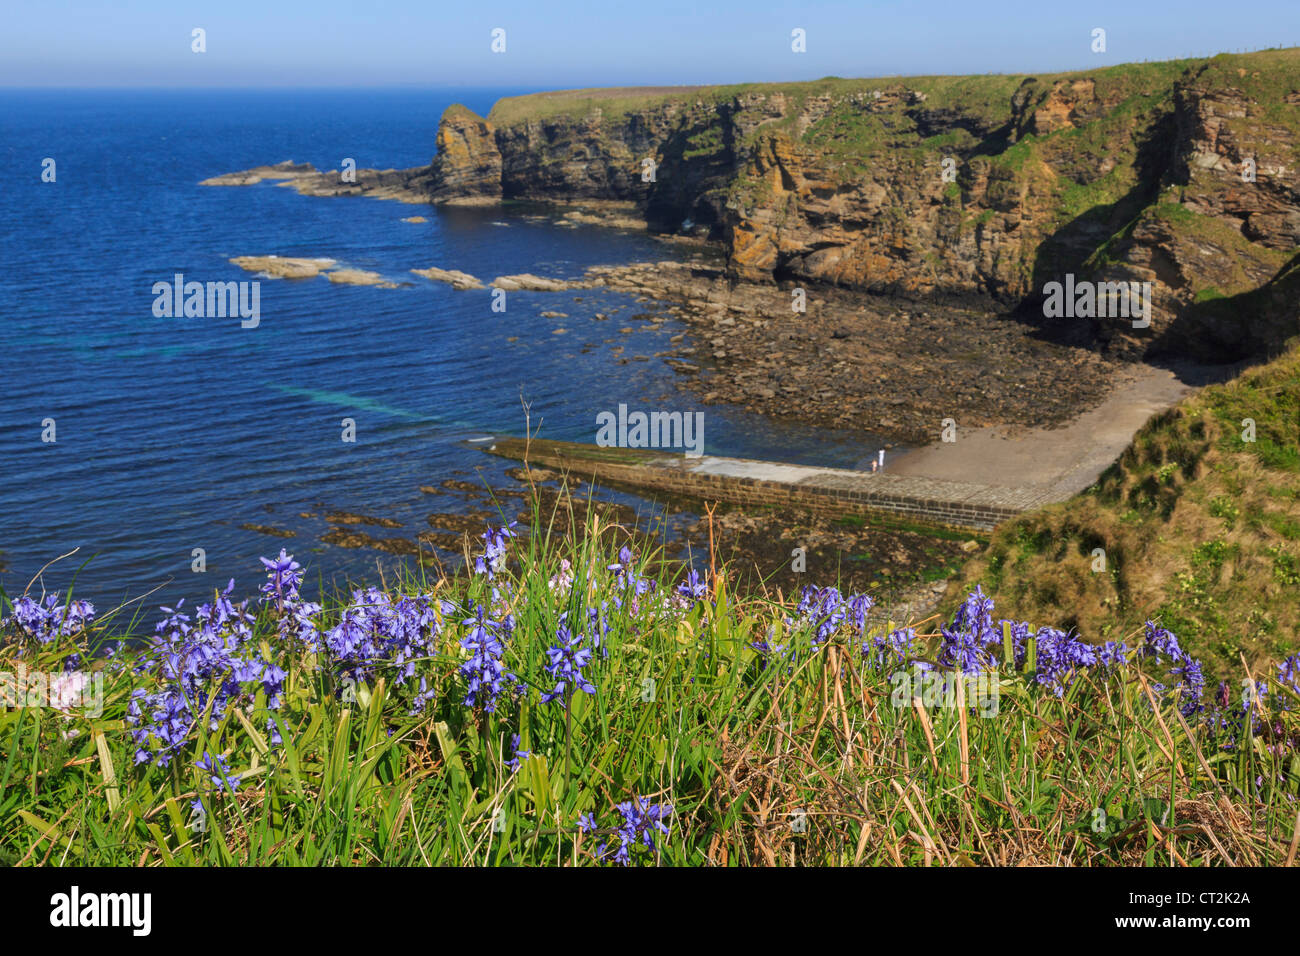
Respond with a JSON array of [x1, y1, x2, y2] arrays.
[[866, 626, 917, 667], [597, 796, 673, 866], [458, 601, 516, 713], [607, 546, 657, 613], [3, 594, 96, 647], [541, 615, 596, 703], [260, 550, 303, 610], [195, 751, 240, 792], [796, 586, 846, 645], [505, 735, 531, 771], [1139, 621, 1206, 716], [674, 569, 709, 606], [475, 523, 518, 579], [845, 593, 874, 636]]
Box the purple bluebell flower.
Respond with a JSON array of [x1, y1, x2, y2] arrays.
[[1277, 654, 1300, 702], [458, 601, 515, 712], [796, 586, 846, 645], [322, 587, 440, 701], [260, 551, 303, 609], [937, 591, 1000, 674], [195, 751, 240, 792], [541, 614, 596, 703], [597, 796, 673, 866], [1139, 621, 1205, 716], [505, 735, 531, 771], [3, 594, 95, 647], [475, 523, 518, 578], [674, 569, 709, 606], [1097, 640, 1129, 669], [607, 545, 657, 613], [867, 626, 917, 667], [127, 584, 260, 767], [845, 593, 875, 636], [748, 622, 790, 671], [952, 585, 995, 637], [1029, 627, 1100, 696]]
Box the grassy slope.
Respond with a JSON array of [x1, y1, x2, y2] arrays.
[[2, 508, 1298, 866], [949, 340, 1300, 678]]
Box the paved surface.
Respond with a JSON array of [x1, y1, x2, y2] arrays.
[[484, 438, 1051, 530], [676, 454, 1056, 512], [887, 362, 1218, 499], [482, 362, 1225, 530]]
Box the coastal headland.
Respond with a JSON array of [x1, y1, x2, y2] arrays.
[[201, 50, 1300, 637]]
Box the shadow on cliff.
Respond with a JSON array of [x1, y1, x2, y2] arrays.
[[1013, 110, 1177, 354], [1152, 251, 1300, 365], [643, 111, 740, 238]]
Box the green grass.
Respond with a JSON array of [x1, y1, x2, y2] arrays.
[[3, 497, 1298, 867], [951, 340, 1300, 676]]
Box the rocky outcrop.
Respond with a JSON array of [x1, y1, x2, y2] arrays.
[[410, 267, 484, 289], [229, 256, 337, 278], [206, 161, 436, 203], [425, 50, 1300, 362], [231, 256, 404, 287], [429, 105, 502, 202], [200, 161, 316, 186]]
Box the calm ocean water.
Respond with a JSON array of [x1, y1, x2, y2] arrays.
[[0, 88, 879, 609]]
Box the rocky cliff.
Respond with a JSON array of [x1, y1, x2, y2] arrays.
[[427, 51, 1300, 362]]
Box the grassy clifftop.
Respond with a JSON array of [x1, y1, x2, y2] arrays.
[[948, 340, 1300, 677], [442, 49, 1300, 360], [5, 511, 1299, 865], [486, 50, 1300, 159]]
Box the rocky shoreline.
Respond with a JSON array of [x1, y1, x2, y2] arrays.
[[239, 464, 972, 624], [205, 158, 1127, 448], [350, 245, 1127, 447], [201, 160, 435, 204], [569, 258, 1124, 445], [198, 162, 1193, 618]]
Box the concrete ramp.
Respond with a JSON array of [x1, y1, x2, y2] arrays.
[[482, 437, 1058, 531]]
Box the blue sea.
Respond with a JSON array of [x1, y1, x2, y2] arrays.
[[1, 88, 880, 609]]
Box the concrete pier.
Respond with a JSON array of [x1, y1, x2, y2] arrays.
[[482, 437, 1059, 531]]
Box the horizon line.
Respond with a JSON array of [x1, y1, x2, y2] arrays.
[[3, 46, 1297, 93]]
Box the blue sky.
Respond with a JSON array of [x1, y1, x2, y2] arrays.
[[4, 0, 1298, 88]]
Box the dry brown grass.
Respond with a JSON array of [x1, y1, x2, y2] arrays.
[[949, 344, 1300, 676]]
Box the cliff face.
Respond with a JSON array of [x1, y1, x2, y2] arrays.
[[429, 105, 502, 201], [428, 51, 1300, 361]]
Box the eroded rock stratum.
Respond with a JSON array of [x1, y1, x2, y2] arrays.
[[424, 52, 1300, 362]]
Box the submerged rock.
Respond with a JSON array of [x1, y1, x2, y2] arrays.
[[491, 273, 590, 292], [200, 161, 317, 186], [324, 511, 403, 528], [240, 523, 296, 538], [411, 267, 485, 290], [325, 268, 404, 288], [229, 256, 336, 279]]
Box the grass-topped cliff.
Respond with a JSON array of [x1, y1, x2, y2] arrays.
[[431, 48, 1300, 362], [947, 338, 1300, 679], [4, 511, 1299, 866]]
